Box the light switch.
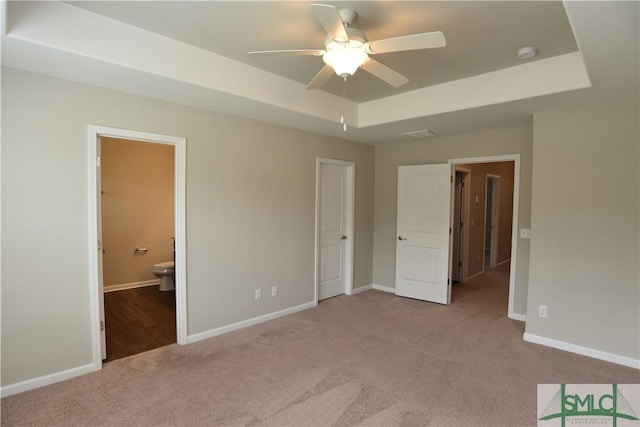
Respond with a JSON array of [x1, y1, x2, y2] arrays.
[[520, 228, 531, 239]]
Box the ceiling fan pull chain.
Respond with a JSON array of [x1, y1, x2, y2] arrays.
[[342, 76, 348, 132]]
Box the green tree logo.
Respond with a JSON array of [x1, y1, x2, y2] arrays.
[[539, 384, 639, 427]]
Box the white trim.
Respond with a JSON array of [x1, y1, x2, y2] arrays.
[[465, 270, 485, 281], [1, 0, 8, 36], [187, 301, 316, 344], [88, 128, 102, 370], [353, 284, 395, 294], [314, 158, 355, 302], [352, 285, 373, 294], [497, 258, 511, 267], [509, 312, 526, 322], [88, 125, 188, 372], [103, 279, 160, 293], [449, 154, 521, 322], [523, 333, 640, 369], [372, 284, 396, 293], [0, 363, 96, 398], [484, 173, 501, 269], [452, 166, 471, 282]]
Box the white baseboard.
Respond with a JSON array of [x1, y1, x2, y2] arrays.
[[523, 332, 640, 369], [465, 270, 484, 281], [509, 312, 526, 322], [104, 279, 160, 293], [353, 284, 395, 294], [1, 362, 98, 398], [497, 258, 511, 266], [352, 285, 373, 294], [187, 301, 316, 344], [372, 284, 395, 293]]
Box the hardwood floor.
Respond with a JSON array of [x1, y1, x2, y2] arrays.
[[104, 286, 176, 362]]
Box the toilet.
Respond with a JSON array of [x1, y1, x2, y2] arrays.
[[152, 261, 175, 291]]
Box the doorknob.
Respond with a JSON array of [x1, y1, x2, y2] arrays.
[[398, 236, 407, 241], [341, 235, 348, 240]]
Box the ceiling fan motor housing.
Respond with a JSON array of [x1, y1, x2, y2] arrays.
[[338, 9, 357, 27]]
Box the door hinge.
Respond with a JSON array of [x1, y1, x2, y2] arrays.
[[447, 278, 450, 285], [449, 227, 452, 234], [97, 240, 102, 250], [100, 320, 105, 331], [458, 261, 463, 267], [450, 175, 453, 183], [96, 156, 101, 167], [460, 222, 464, 228]]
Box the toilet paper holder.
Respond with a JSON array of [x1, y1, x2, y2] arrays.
[[134, 247, 149, 254]]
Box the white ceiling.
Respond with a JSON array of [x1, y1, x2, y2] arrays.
[[1, 1, 638, 144], [63, 1, 580, 103]]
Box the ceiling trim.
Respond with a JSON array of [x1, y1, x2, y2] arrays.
[[359, 51, 591, 127], [2, 1, 636, 144]]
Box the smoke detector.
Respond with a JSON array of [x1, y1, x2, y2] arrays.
[[517, 46, 537, 60]]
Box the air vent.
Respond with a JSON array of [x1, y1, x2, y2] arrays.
[[402, 129, 437, 139]]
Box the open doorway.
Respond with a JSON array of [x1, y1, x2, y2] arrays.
[[100, 137, 176, 361], [88, 125, 187, 370], [449, 158, 516, 316]]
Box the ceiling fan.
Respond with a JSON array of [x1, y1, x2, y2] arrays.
[[248, 4, 446, 90]]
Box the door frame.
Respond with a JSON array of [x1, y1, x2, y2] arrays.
[[484, 174, 501, 268], [314, 158, 355, 303], [452, 167, 470, 282], [449, 154, 520, 320], [88, 125, 187, 369]]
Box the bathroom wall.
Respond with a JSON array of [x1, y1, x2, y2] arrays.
[[101, 137, 175, 289]]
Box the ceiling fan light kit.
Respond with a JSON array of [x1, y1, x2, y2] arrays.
[[323, 39, 369, 77]]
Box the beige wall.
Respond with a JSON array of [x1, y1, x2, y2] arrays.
[[3, 65, 636, 390], [373, 125, 532, 316], [101, 138, 175, 287], [1, 68, 374, 386], [526, 95, 639, 360], [457, 161, 514, 278]]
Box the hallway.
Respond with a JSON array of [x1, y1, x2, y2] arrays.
[[451, 262, 510, 315]]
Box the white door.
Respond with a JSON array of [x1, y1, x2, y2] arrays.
[[96, 137, 107, 359], [318, 163, 349, 300], [395, 164, 452, 304]]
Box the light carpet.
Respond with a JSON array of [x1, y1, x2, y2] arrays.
[[2, 267, 638, 426]]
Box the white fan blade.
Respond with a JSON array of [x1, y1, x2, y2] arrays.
[[312, 4, 349, 42], [306, 65, 334, 89], [365, 31, 446, 54], [361, 59, 409, 87], [249, 49, 325, 56]]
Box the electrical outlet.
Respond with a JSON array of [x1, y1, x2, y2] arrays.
[[539, 305, 548, 318], [520, 228, 531, 239], [271, 286, 278, 297], [255, 289, 262, 301]]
